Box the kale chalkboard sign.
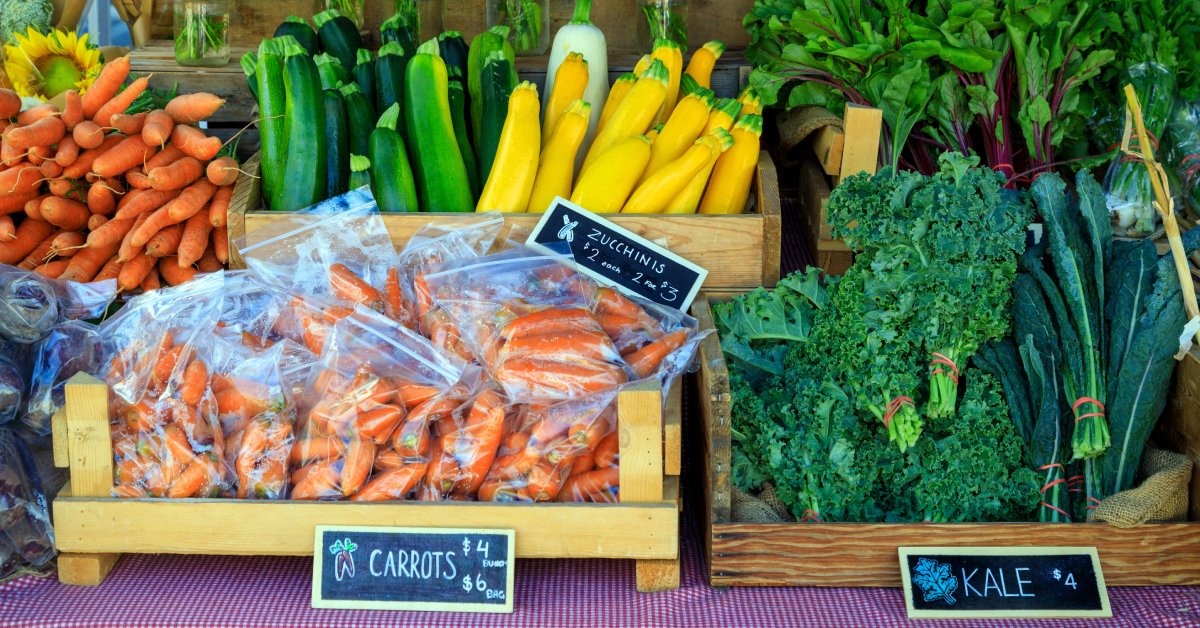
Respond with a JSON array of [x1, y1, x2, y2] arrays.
[[527, 198, 708, 311], [312, 526, 515, 612], [899, 546, 1110, 619]]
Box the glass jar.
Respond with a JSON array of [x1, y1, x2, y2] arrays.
[[638, 0, 688, 53], [173, 0, 230, 67], [324, 0, 365, 29], [486, 0, 549, 56]]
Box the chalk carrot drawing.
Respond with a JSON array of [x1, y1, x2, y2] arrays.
[[329, 538, 359, 581]]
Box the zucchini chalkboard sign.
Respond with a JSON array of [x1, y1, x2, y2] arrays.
[[527, 198, 708, 311], [899, 546, 1110, 619], [312, 526, 515, 613]]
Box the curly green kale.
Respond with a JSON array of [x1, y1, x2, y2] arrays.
[[0, 0, 52, 45]]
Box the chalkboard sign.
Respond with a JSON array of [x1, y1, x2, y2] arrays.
[[527, 198, 708, 311], [899, 546, 1110, 619], [312, 526, 515, 613]]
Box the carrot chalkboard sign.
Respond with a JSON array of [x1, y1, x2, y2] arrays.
[[312, 526, 515, 613], [899, 546, 1110, 619]]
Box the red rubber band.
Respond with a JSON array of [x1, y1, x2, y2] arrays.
[[1072, 397, 1107, 423], [800, 509, 823, 523], [1040, 478, 1067, 494], [883, 396, 914, 428], [1039, 463, 1065, 472], [1039, 502, 1072, 520], [929, 353, 960, 384]]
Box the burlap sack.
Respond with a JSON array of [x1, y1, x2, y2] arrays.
[[775, 106, 844, 168], [731, 483, 792, 523], [1091, 447, 1193, 527]]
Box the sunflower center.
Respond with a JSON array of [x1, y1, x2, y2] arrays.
[[37, 54, 81, 98]]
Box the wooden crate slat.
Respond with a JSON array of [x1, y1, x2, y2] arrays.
[[619, 381, 664, 503], [710, 522, 1200, 588]]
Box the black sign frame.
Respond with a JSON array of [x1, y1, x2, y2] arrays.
[[898, 546, 1111, 619], [311, 525, 515, 613]]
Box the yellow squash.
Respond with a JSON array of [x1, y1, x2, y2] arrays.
[[633, 54, 651, 77], [684, 40, 726, 89], [649, 38, 683, 123], [597, 72, 635, 133], [645, 124, 662, 142], [665, 130, 728, 214], [737, 85, 762, 116], [699, 114, 761, 215], [476, 81, 541, 212], [571, 135, 652, 213], [624, 129, 732, 214], [541, 52, 588, 148], [582, 59, 668, 170], [703, 98, 742, 135], [642, 86, 714, 181], [528, 99, 590, 213]]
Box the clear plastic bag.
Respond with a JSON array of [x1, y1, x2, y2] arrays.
[[0, 427, 56, 581], [588, 284, 707, 387], [0, 346, 26, 426], [100, 273, 227, 498], [423, 247, 628, 402], [1104, 62, 1178, 236], [21, 320, 102, 435], [291, 306, 466, 501], [0, 264, 117, 344], [419, 383, 509, 501], [479, 390, 618, 503], [1167, 99, 1200, 212]]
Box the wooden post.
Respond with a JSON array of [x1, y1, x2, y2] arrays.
[[618, 380, 680, 592], [58, 373, 121, 586], [836, 104, 883, 185]]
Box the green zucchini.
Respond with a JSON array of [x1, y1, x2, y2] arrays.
[[339, 82, 374, 163], [240, 52, 259, 101], [349, 154, 370, 191], [467, 26, 516, 150], [255, 39, 288, 209], [314, 53, 350, 90], [405, 40, 473, 213], [352, 48, 376, 114], [272, 16, 319, 56], [313, 9, 362, 73], [447, 80, 479, 198], [438, 31, 469, 92], [380, 7, 419, 57], [369, 104, 419, 212], [323, 89, 350, 197], [374, 42, 408, 126], [477, 51, 514, 186], [275, 42, 326, 211]]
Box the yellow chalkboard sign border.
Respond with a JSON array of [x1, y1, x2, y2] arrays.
[[899, 546, 1111, 620], [311, 525, 516, 613]]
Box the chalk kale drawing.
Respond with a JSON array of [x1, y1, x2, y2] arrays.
[[329, 538, 359, 582], [912, 558, 959, 605]]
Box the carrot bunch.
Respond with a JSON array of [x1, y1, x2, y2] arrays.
[[0, 56, 235, 292]]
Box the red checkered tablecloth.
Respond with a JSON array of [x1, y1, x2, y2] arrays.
[[1, 521, 1198, 628]]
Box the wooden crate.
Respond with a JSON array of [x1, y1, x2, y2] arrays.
[[227, 150, 781, 292], [690, 295, 1200, 588], [129, 41, 750, 124], [50, 374, 684, 590]]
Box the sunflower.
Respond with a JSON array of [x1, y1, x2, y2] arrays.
[[2, 27, 101, 100]]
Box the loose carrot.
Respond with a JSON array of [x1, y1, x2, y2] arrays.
[[158, 256, 196, 285], [49, 231, 85, 256], [205, 155, 239, 186], [143, 145, 185, 171], [125, 171, 151, 189], [140, 264, 160, 291], [211, 225, 228, 263], [166, 178, 216, 222], [0, 189, 41, 215], [196, 247, 222, 273], [38, 159, 63, 179], [87, 214, 135, 247], [146, 222, 184, 257], [109, 111, 147, 135], [41, 197, 90, 231], [170, 124, 221, 161], [0, 165, 44, 195], [72, 121, 105, 150], [148, 156, 203, 190], [142, 109, 174, 147], [15, 103, 59, 126], [54, 137, 79, 167], [87, 213, 108, 232], [208, 184, 232, 227], [34, 259, 70, 278], [24, 195, 47, 221], [177, 210, 211, 267], [165, 93, 226, 124], [64, 134, 124, 178], [129, 206, 176, 248], [16, 230, 63, 270], [92, 75, 150, 127], [25, 145, 52, 166], [92, 134, 155, 178], [93, 255, 122, 282], [81, 55, 131, 119], [1, 141, 24, 167], [86, 181, 117, 215], [47, 177, 80, 200], [3, 116, 65, 150], [0, 216, 13, 241], [115, 187, 180, 221], [624, 329, 689, 378], [594, 432, 619, 468], [0, 88, 19, 118], [118, 252, 155, 291], [59, 240, 120, 282], [62, 90, 83, 130], [118, 214, 148, 261]]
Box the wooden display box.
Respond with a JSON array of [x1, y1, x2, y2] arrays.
[[690, 296, 1200, 588], [227, 150, 781, 292], [50, 375, 684, 590]]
